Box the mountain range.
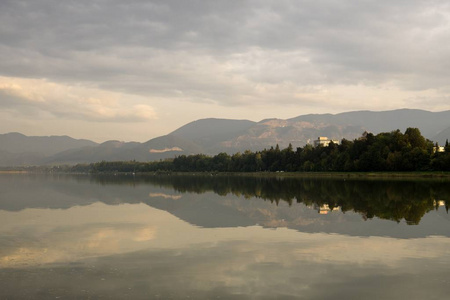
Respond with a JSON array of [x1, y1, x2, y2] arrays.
[[1, 109, 450, 166]]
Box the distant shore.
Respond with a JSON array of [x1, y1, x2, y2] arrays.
[[235, 171, 450, 178], [3, 169, 450, 179], [0, 170, 29, 174], [147, 171, 450, 179]]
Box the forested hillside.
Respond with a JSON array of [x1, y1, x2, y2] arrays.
[[68, 128, 450, 173]]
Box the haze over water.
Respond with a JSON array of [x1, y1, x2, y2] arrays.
[[0, 174, 449, 299]]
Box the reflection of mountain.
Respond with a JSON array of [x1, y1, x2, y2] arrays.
[[146, 192, 450, 239], [0, 174, 449, 238], [138, 175, 450, 226]]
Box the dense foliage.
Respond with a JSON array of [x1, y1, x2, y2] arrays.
[[70, 128, 450, 173]]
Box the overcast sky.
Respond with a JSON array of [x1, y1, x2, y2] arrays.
[[1, 0, 450, 142]]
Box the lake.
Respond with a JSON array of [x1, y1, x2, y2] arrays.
[[0, 174, 449, 299]]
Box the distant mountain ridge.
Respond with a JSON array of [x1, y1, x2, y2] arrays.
[[0, 132, 98, 166], [0, 132, 98, 155], [1, 109, 449, 166]]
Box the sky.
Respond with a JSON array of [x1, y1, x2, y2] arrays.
[[1, 0, 450, 142]]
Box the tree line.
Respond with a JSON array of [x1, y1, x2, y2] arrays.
[[70, 128, 450, 173]]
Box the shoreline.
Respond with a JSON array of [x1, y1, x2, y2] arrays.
[[0, 170, 29, 174], [3, 170, 450, 179], [149, 171, 450, 180]]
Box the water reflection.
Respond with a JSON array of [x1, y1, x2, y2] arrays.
[[1, 174, 448, 226], [140, 175, 450, 224], [0, 174, 449, 299]]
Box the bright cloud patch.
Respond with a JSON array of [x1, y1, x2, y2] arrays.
[[149, 147, 183, 153], [0, 77, 157, 122]]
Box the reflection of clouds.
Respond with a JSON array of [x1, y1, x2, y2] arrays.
[[83, 227, 156, 249], [0, 224, 157, 268], [130, 239, 449, 299], [0, 204, 159, 268], [1, 203, 449, 271], [133, 227, 156, 242], [1, 247, 49, 268], [149, 192, 182, 200], [2, 241, 448, 299], [0, 202, 450, 299]]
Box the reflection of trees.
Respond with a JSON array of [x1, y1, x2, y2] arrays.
[[88, 175, 449, 225]]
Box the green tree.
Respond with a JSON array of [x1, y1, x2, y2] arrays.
[[405, 128, 427, 150]]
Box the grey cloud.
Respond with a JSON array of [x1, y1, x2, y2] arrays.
[[0, 0, 252, 52], [1, 0, 450, 107]]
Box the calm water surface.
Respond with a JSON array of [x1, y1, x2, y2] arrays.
[[0, 174, 449, 299]]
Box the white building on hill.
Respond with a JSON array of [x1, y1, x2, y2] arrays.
[[314, 137, 340, 147], [433, 146, 445, 153]]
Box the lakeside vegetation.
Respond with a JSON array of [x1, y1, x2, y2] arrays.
[[73, 128, 450, 174], [2, 128, 449, 174]]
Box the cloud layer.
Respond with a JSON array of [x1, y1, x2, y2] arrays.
[[1, 0, 450, 140]]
